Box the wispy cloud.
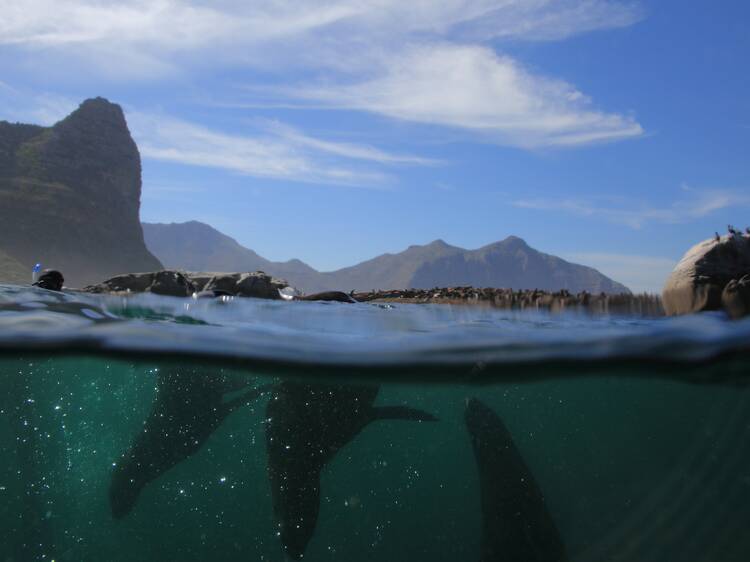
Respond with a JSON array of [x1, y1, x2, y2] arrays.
[[264, 121, 439, 165], [0, 1, 643, 51], [0, 88, 77, 125], [0, 1, 645, 149], [563, 252, 676, 293], [127, 112, 429, 187], [513, 186, 750, 228], [290, 43, 643, 148]]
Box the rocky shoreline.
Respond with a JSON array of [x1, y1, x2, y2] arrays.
[[77, 269, 663, 315], [353, 287, 664, 315]]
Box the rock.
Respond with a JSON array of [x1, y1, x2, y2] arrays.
[[149, 271, 196, 297], [202, 272, 283, 299], [722, 275, 750, 319], [83, 271, 195, 297], [82, 270, 294, 299], [662, 233, 750, 315]]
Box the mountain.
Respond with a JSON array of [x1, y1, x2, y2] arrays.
[[0, 249, 28, 285], [0, 98, 162, 287], [143, 221, 630, 294], [142, 221, 320, 287]]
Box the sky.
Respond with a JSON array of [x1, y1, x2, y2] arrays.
[[0, 0, 748, 293]]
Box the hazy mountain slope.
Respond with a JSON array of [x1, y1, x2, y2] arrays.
[[142, 221, 319, 285], [0, 98, 162, 287], [143, 221, 630, 294], [0, 249, 28, 285], [410, 236, 630, 294], [316, 239, 464, 291]]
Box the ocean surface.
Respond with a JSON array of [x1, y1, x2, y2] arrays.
[[1, 284, 749, 562]]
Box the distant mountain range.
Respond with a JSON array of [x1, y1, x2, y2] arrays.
[[143, 221, 630, 294]]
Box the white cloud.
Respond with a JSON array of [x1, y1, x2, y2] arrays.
[[513, 187, 750, 228], [563, 252, 676, 294], [291, 43, 643, 147], [0, 1, 642, 50], [127, 112, 429, 187], [0, 1, 645, 149]]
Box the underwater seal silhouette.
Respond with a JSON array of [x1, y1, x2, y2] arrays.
[[109, 369, 269, 518], [464, 398, 568, 562], [265, 382, 438, 559]]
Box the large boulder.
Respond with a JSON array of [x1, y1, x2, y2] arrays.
[[202, 272, 283, 299], [662, 233, 750, 316], [83, 271, 195, 297]]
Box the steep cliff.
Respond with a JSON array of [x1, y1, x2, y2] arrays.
[[0, 98, 162, 287]]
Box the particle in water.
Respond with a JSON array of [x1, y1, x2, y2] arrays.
[[219, 477, 227, 483]]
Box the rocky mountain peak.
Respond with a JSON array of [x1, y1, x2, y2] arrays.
[[0, 97, 162, 287]]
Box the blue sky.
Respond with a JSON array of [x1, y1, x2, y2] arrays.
[[1, 0, 748, 293]]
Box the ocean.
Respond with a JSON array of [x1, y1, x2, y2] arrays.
[[1, 284, 749, 562]]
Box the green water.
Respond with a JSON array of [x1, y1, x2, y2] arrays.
[[1, 356, 749, 562]]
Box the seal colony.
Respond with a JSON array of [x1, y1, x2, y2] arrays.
[[107, 375, 568, 560]]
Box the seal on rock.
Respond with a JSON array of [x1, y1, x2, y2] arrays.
[[464, 398, 568, 562], [265, 382, 438, 559]]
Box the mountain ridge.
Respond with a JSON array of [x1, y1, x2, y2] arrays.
[[142, 221, 630, 294]]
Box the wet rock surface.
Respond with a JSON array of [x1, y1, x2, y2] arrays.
[[83, 271, 196, 297], [663, 232, 750, 316], [83, 270, 290, 299]]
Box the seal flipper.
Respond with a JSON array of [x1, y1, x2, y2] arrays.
[[371, 405, 439, 422]]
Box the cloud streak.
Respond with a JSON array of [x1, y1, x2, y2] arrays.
[[513, 187, 750, 228], [128, 112, 429, 187]]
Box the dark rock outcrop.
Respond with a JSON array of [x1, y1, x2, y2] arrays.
[[202, 272, 284, 299], [84, 271, 196, 297], [143, 221, 631, 295], [662, 233, 750, 316], [0, 98, 163, 287], [83, 270, 290, 299], [722, 274, 750, 320]]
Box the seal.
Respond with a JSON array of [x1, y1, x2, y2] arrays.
[[109, 369, 269, 518], [32, 269, 64, 291], [464, 398, 568, 562], [265, 382, 438, 559], [296, 291, 358, 303]]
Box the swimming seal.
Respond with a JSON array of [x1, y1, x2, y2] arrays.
[[109, 370, 269, 518], [265, 382, 438, 559], [32, 269, 64, 291], [464, 398, 568, 562]]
